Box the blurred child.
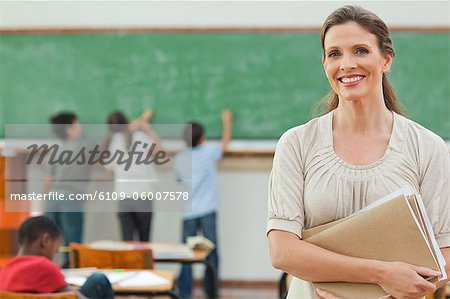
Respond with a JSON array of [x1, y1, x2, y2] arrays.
[[46, 112, 91, 268], [174, 110, 233, 299], [103, 109, 163, 242], [0, 216, 114, 298]]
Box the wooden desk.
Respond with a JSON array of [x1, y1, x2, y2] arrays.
[[65, 269, 179, 298], [111, 270, 178, 298], [86, 241, 217, 299]]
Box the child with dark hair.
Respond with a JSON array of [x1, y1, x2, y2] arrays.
[[49, 112, 78, 140], [103, 108, 163, 242], [182, 122, 204, 148], [0, 216, 114, 298], [174, 110, 233, 299], [45, 112, 92, 267]]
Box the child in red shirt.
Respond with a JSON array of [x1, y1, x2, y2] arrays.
[[0, 216, 113, 298]]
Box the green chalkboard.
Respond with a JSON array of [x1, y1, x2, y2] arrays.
[[0, 32, 449, 139]]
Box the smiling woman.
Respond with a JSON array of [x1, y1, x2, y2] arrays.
[[322, 22, 393, 107], [321, 20, 395, 166], [266, 5, 450, 299]]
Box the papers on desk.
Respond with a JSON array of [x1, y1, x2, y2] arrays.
[[104, 272, 140, 284], [115, 271, 170, 287], [64, 268, 170, 287], [63, 267, 96, 286], [298, 187, 447, 299], [65, 275, 88, 287], [152, 243, 194, 259]]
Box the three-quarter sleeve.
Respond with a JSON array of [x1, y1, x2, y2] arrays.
[[267, 130, 306, 238], [419, 137, 450, 248]]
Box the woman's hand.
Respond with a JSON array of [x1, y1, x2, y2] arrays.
[[377, 261, 439, 299], [316, 288, 343, 299]]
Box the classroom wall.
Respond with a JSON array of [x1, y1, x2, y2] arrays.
[[0, 1, 449, 28], [25, 158, 273, 280], [2, 1, 449, 282]]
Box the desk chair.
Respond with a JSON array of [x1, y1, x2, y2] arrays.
[[0, 291, 77, 299], [69, 242, 154, 269]]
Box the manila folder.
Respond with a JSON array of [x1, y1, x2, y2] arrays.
[[303, 195, 439, 299]]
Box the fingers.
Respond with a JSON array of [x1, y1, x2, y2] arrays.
[[416, 279, 436, 293], [411, 266, 438, 294], [412, 267, 437, 294], [316, 288, 343, 299], [315, 288, 328, 299], [414, 266, 440, 278]]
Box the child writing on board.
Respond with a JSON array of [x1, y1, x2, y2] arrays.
[[174, 110, 233, 299], [103, 108, 164, 242], [45, 112, 92, 268]]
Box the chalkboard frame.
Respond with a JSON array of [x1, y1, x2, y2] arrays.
[[1, 27, 449, 140]]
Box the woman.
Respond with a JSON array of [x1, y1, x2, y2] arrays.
[[267, 6, 449, 299], [104, 109, 163, 242]]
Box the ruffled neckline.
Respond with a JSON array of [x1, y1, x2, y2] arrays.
[[318, 110, 406, 171]]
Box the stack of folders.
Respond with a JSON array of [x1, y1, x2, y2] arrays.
[[302, 187, 447, 299]]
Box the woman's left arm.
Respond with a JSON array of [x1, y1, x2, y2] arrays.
[[417, 135, 450, 287], [314, 248, 449, 298]]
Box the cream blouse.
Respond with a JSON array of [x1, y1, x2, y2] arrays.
[[267, 110, 450, 298]]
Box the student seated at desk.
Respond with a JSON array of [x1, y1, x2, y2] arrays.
[[0, 216, 114, 299]]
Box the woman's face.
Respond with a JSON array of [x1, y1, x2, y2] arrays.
[[322, 21, 393, 103]]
